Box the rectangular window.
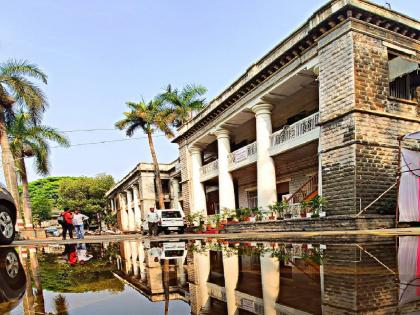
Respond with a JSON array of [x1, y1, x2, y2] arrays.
[[388, 54, 419, 101], [247, 190, 257, 209]]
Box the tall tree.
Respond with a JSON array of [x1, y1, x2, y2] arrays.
[[7, 112, 69, 228], [0, 59, 48, 218], [159, 84, 207, 126], [115, 98, 174, 209]]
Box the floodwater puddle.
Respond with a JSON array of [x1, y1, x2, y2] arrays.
[[1, 236, 420, 314]]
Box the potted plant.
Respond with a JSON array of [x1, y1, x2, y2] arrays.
[[251, 207, 263, 222], [310, 196, 327, 218], [299, 200, 310, 218], [284, 207, 292, 219], [268, 201, 287, 220]]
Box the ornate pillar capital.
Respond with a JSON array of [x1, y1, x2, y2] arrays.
[[213, 128, 230, 139], [251, 103, 273, 116]]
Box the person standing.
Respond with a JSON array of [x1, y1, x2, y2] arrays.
[[72, 209, 89, 239], [147, 207, 160, 236], [60, 208, 74, 240]]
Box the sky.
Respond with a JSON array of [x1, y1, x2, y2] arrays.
[[0, 0, 419, 183]]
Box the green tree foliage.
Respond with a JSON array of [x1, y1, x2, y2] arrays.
[[58, 174, 115, 221], [26, 177, 77, 225]]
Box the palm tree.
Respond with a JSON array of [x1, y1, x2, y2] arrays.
[[54, 294, 69, 315], [0, 59, 48, 214], [159, 84, 207, 127], [7, 112, 69, 228], [115, 98, 174, 209]]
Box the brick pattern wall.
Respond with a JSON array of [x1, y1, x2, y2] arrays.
[[319, 24, 420, 216], [323, 242, 398, 314], [179, 143, 192, 214], [318, 28, 358, 216], [352, 32, 420, 213]]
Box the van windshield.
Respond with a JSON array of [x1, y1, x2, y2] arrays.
[[161, 211, 182, 218]]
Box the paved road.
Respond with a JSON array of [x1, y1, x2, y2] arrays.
[[4, 227, 420, 246]]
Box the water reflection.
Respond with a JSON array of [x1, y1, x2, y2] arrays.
[[3, 237, 420, 314]]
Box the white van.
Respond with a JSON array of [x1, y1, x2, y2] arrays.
[[142, 208, 185, 235]]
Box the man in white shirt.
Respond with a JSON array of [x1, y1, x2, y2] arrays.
[[72, 209, 89, 239], [147, 207, 160, 236]]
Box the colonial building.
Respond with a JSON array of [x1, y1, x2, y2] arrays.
[[106, 160, 182, 232], [173, 0, 420, 217]]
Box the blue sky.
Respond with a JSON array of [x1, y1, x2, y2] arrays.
[[0, 0, 418, 182]]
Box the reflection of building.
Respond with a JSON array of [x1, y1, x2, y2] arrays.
[[114, 240, 189, 303], [172, 0, 420, 219], [113, 238, 420, 315], [105, 160, 182, 232]]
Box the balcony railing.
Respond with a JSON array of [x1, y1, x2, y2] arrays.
[[270, 112, 320, 154], [200, 159, 218, 181], [228, 141, 257, 171]]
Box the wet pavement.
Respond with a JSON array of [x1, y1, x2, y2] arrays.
[[1, 236, 420, 314]]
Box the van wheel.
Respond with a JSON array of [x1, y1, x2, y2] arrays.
[[0, 205, 15, 245], [164, 230, 170, 235], [179, 228, 185, 234]]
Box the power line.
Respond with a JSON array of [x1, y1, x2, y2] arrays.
[[51, 134, 166, 148], [59, 128, 117, 133]]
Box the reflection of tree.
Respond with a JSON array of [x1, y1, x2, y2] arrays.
[[54, 294, 69, 315], [163, 260, 169, 315], [29, 249, 45, 315], [38, 244, 124, 293], [20, 251, 35, 315]]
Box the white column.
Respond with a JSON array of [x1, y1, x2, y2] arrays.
[[119, 193, 129, 232], [318, 141, 323, 196], [190, 146, 207, 214], [133, 185, 142, 230], [138, 241, 146, 280], [252, 103, 277, 210], [215, 129, 236, 211], [260, 252, 280, 315], [126, 189, 135, 232], [171, 178, 180, 209], [223, 252, 239, 315], [123, 241, 133, 275]]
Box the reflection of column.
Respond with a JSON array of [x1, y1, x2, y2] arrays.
[[190, 146, 207, 213], [196, 249, 211, 310], [126, 189, 135, 232], [223, 252, 239, 315], [123, 241, 133, 275], [215, 129, 236, 210], [130, 241, 139, 277], [119, 193, 129, 232], [133, 185, 142, 230], [177, 257, 186, 286], [260, 253, 280, 315], [138, 242, 146, 279], [318, 141, 323, 196], [252, 103, 277, 210]]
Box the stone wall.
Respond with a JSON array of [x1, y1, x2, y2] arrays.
[[224, 215, 394, 233], [179, 142, 192, 214], [319, 21, 420, 216], [323, 241, 398, 314]]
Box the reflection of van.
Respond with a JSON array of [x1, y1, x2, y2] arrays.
[[160, 242, 187, 260], [142, 209, 185, 235]]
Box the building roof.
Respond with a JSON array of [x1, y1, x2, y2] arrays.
[[105, 159, 180, 197], [172, 0, 419, 143]]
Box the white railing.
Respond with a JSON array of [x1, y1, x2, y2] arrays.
[[271, 112, 319, 148], [200, 160, 219, 178], [228, 141, 257, 169]]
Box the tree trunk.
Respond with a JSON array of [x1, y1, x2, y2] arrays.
[[19, 156, 33, 228], [147, 131, 165, 209], [0, 110, 21, 217]]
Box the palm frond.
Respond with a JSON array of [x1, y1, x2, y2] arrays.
[[0, 59, 48, 84]]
